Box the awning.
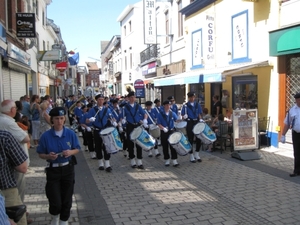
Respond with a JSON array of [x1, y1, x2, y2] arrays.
[[269, 24, 300, 56], [154, 61, 270, 87], [56, 61, 67, 70]]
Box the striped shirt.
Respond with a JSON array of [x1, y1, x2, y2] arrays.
[[0, 130, 28, 190]]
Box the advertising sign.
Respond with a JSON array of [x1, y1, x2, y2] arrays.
[[16, 13, 36, 38], [143, 0, 156, 44], [134, 79, 145, 98], [232, 109, 258, 151]]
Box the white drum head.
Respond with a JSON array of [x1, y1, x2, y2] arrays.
[[130, 127, 142, 140], [168, 132, 182, 144], [192, 123, 205, 135], [175, 121, 187, 129], [100, 127, 115, 135]]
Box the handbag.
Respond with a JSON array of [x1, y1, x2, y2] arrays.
[[5, 205, 27, 222]]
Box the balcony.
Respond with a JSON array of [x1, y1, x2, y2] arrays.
[[140, 44, 159, 65], [280, 0, 300, 27]]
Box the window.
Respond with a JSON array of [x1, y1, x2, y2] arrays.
[[42, 10, 45, 26], [178, 0, 183, 38], [165, 10, 169, 44], [130, 53, 132, 69], [124, 25, 126, 36], [36, 0, 39, 16], [232, 76, 258, 110], [129, 21, 132, 32], [125, 56, 127, 70]]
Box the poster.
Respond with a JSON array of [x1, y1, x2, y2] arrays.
[[232, 109, 258, 151]]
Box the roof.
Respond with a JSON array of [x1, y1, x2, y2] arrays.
[[85, 62, 99, 70]]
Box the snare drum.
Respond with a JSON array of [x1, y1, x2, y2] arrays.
[[168, 132, 191, 156], [174, 121, 187, 135], [192, 122, 216, 144], [100, 127, 123, 154], [149, 124, 160, 138], [130, 126, 156, 151]]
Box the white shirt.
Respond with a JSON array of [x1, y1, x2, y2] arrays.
[[284, 104, 300, 133], [0, 113, 29, 165]]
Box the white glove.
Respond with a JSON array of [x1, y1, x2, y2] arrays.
[[280, 135, 286, 144], [199, 119, 204, 122], [89, 117, 96, 122], [81, 126, 86, 130], [163, 127, 168, 133], [143, 124, 149, 129], [122, 118, 127, 124], [119, 126, 123, 133], [143, 119, 148, 126], [113, 121, 118, 127], [183, 114, 188, 119], [86, 127, 92, 132]]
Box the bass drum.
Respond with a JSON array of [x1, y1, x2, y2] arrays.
[[168, 132, 191, 156], [130, 126, 155, 151], [100, 127, 123, 154]]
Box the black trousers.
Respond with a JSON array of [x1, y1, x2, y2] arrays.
[[186, 120, 202, 153], [93, 129, 110, 160], [84, 130, 95, 152], [161, 130, 177, 160], [45, 164, 74, 221], [120, 128, 128, 150], [68, 111, 74, 125], [126, 123, 143, 159], [292, 130, 300, 173]]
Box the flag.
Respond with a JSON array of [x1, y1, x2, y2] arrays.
[[68, 52, 79, 65]]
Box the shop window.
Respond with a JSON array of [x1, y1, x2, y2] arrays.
[[190, 83, 205, 108], [232, 76, 257, 110]]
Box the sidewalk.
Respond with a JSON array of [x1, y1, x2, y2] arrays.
[[25, 137, 300, 225]]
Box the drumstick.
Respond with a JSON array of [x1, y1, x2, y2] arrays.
[[94, 107, 102, 118]]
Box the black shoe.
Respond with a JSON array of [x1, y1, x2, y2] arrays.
[[137, 165, 144, 169], [197, 159, 202, 162], [148, 154, 153, 158], [106, 167, 112, 172], [92, 157, 97, 159], [131, 165, 137, 168], [290, 173, 300, 177], [155, 153, 161, 158], [99, 166, 104, 170], [173, 163, 179, 167], [190, 160, 196, 163]]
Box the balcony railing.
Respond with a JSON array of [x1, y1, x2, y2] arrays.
[[140, 44, 159, 65]]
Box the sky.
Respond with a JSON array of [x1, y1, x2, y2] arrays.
[[47, 0, 139, 67]]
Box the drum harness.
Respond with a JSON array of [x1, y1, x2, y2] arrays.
[[93, 106, 108, 131], [125, 104, 140, 126], [144, 109, 156, 125], [162, 111, 174, 131], [185, 103, 200, 122]]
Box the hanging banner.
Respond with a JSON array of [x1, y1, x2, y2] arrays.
[[143, 0, 157, 44], [16, 13, 36, 38]]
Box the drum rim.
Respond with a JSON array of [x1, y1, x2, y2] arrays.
[[100, 126, 115, 134]]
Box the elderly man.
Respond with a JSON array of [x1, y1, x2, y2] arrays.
[[0, 130, 28, 225], [0, 100, 30, 217]]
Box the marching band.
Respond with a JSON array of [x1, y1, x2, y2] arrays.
[[66, 91, 216, 172]]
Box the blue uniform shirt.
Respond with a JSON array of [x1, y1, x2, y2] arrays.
[[74, 107, 82, 118], [157, 110, 178, 130], [87, 106, 112, 129], [111, 107, 121, 122], [170, 104, 178, 115], [181, 101, 202, 120], [145, 108, 157, 125], [37, 127, 81, 164], [122, 103, 145, 124], [80, 112, 92, 127]]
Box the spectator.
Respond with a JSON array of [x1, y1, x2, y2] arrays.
[[30, 95, 41, 147], [21, 95, 32, 136], [39, 101, 51, 136]]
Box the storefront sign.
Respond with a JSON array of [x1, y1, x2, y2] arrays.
[[192, 29, 203, 68], [37, 50, 62, 61], [142, 62, 156, 75], [16, 13, 36, 38], [232, 109, 258, 151], [134, 79, 145, 98], [143, 0, 156, 44], [8, 42, 31, 66], [205, 14, 215, 65]]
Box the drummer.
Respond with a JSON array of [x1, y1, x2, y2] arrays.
[[144, 101, 161, 158], [154, 99, 163, 114], [86, 94, 113, 172], [157, 100, 179, 167], [119, 98, 128, 157], [167, 96, 178, 115], [119, 91, 148, 169], [181, 91, 203, 163]]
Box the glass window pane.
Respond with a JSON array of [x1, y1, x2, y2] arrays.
[[232, 76, 257, 109]]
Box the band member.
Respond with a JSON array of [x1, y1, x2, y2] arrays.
[[80, 104, 96, 158], [86, 94, 113, 172], [66, 95, 75, 126], [144, 101, 160, 157], [119, 99, 128, 157], [120, 91, 148, 169], [37, 107, 80, 225], [181, 91, 203, 163], [157, 100, 179, 167], [73, 101, 83, 137], [167, 96, 178, 115], [154, 99, 163, 113]]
